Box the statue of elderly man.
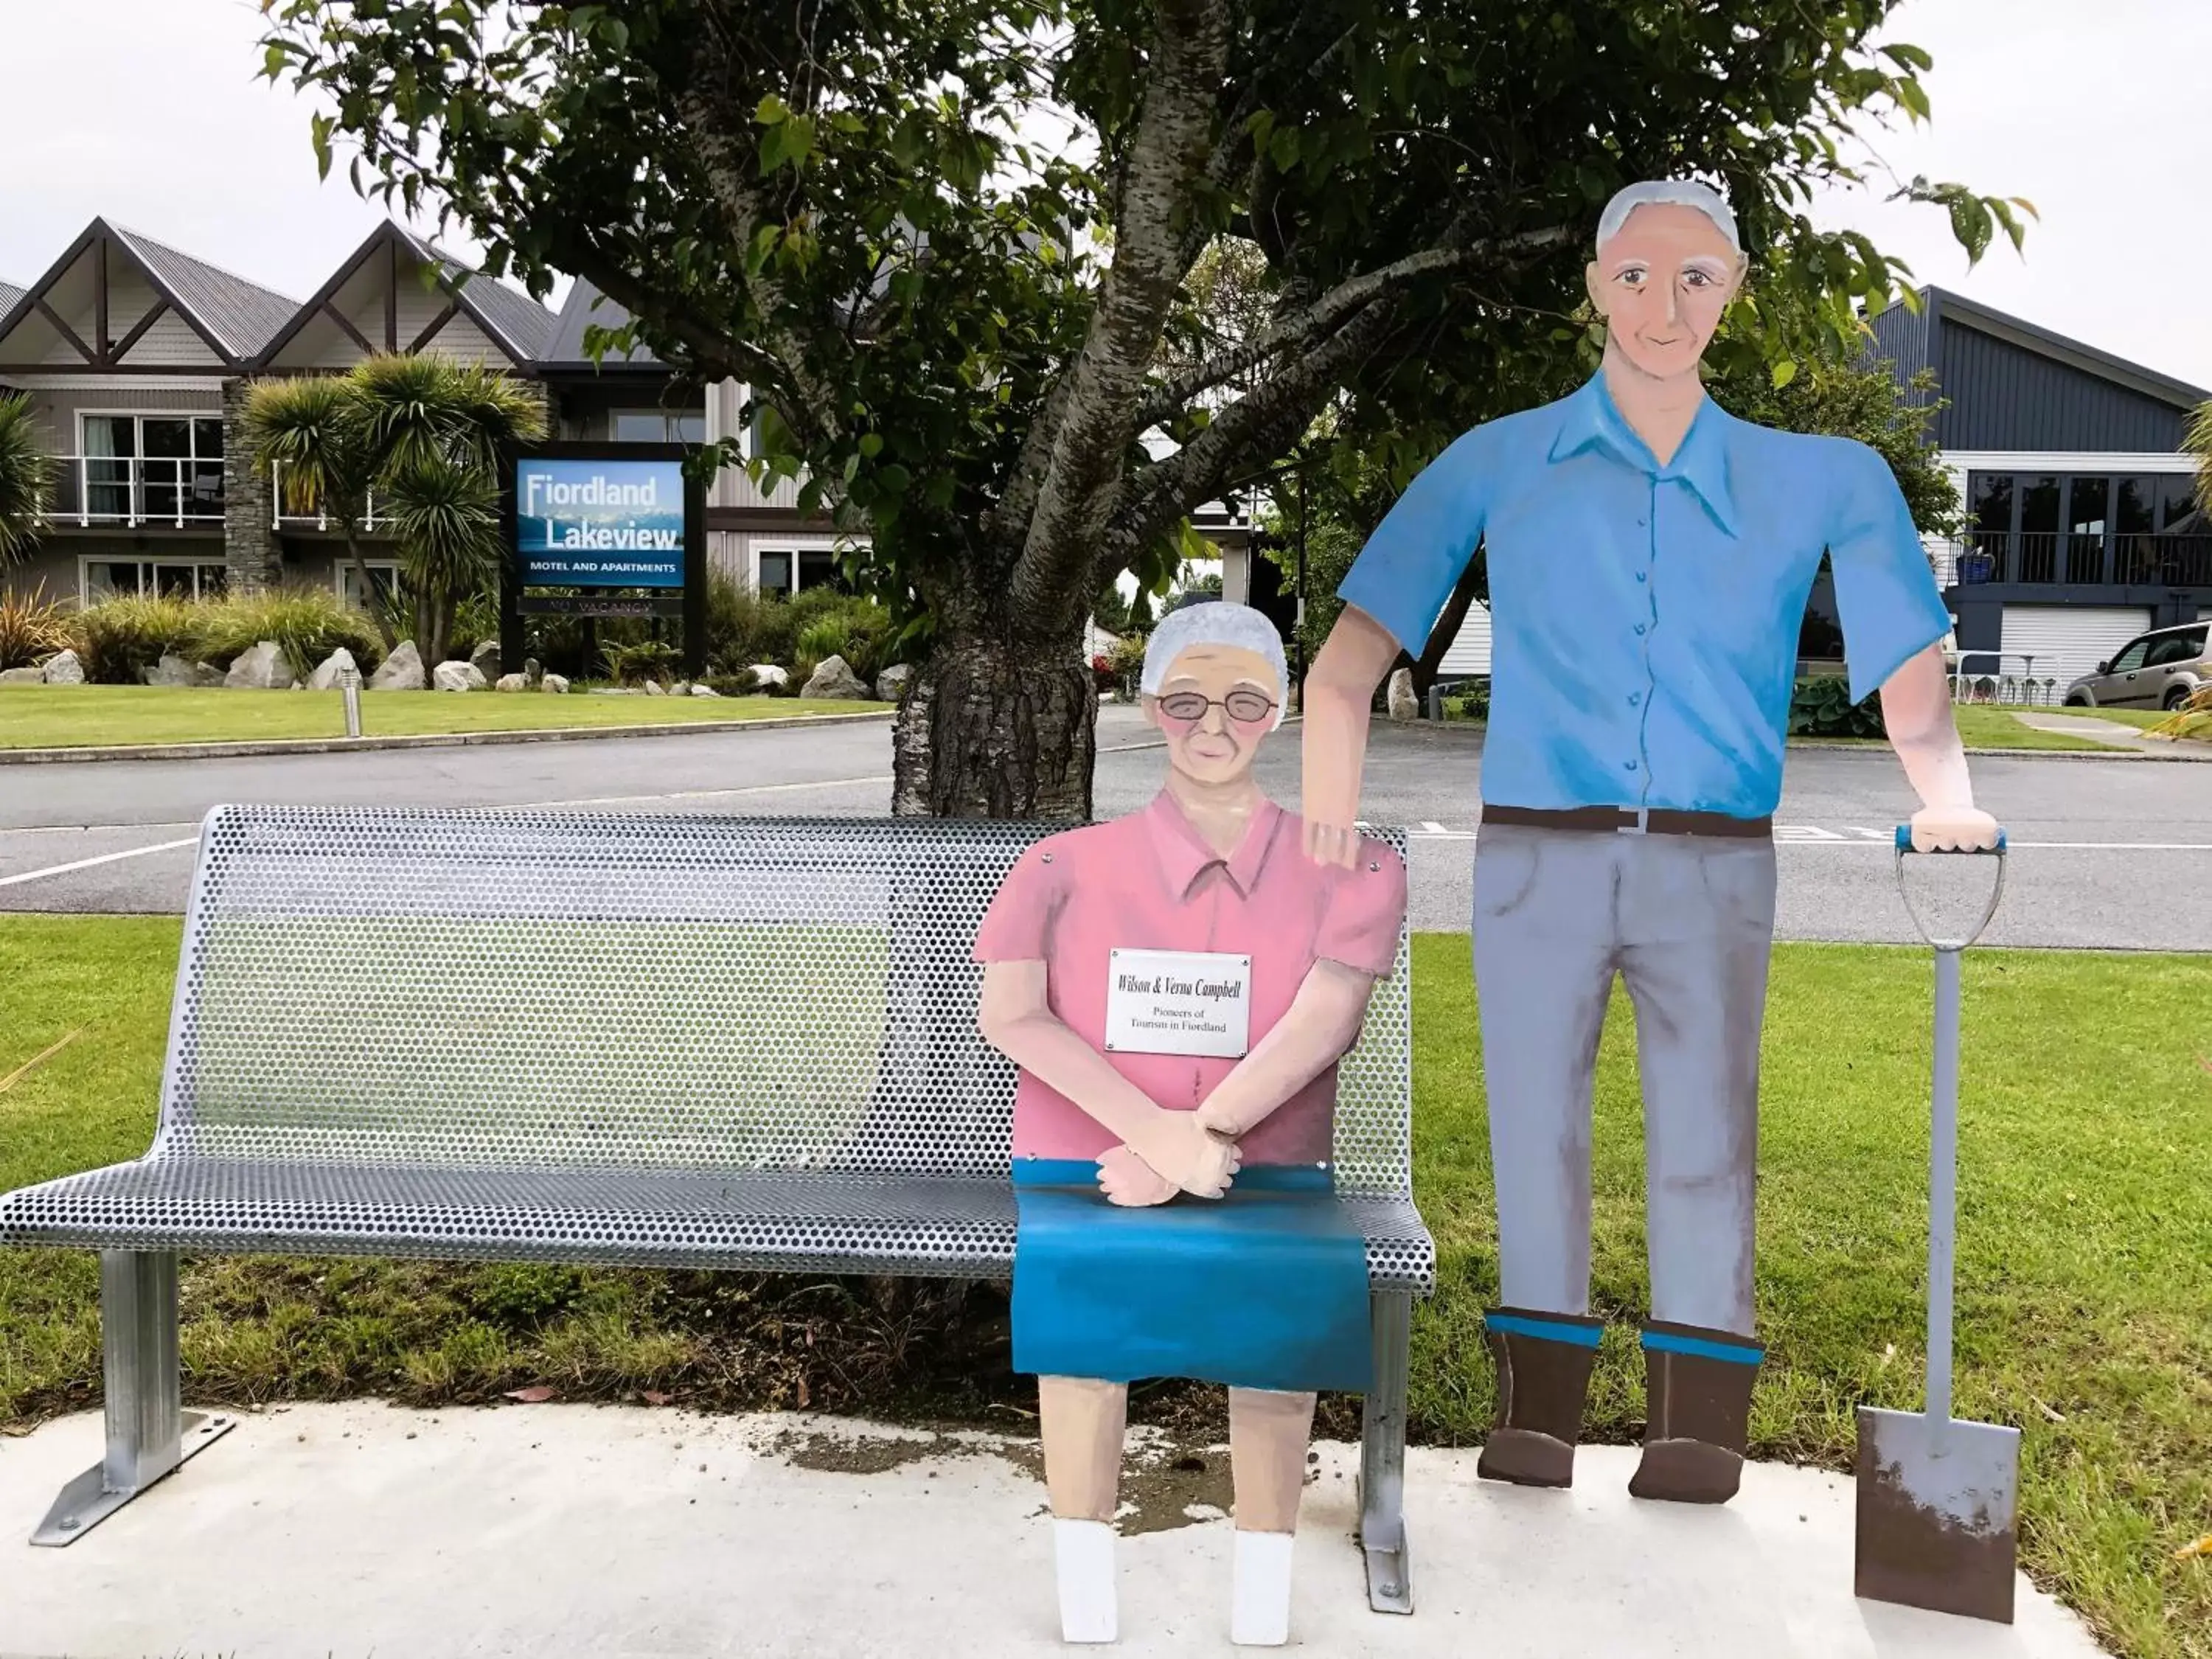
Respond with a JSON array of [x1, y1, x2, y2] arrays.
[[1302, 181, 1997, 1503], [975, 599, 1407, 1645]]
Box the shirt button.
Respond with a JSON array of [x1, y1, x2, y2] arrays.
[[1635, 571, 1647, 583], [1629, 692, 1641, 706], [1624, 759, 1639, 771], [1634, 622, 1646, 636]]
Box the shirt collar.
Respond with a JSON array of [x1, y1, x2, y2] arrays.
[[1142, 789, 1284, 902], [1548, 371, 1739, 537]]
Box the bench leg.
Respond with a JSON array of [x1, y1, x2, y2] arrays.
[[32, 1250, 233, 1546], [1357, 1288, 1413, 1614]]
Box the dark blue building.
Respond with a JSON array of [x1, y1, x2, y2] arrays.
[[1865, 287, 2208, 689]]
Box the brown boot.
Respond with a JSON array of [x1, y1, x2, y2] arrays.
[[1475, 1307, 1604, 1489], [1628, 1320, 1763, 1504]]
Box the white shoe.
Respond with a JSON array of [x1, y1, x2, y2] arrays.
[[1054, 1517, 1117, 1643], [1231, 1528, 1295, 1646]]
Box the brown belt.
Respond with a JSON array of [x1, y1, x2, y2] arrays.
[[1480, 804, 1773, 840]]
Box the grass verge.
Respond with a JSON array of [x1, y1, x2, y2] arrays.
[[2, 919, 2207, 1655], [0, 686, 891, 749]]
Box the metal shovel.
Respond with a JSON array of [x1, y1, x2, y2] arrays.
[[1854, 824, 2020, 1624]]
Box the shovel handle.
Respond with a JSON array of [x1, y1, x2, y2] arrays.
[[1893, 826, 2007, 954]]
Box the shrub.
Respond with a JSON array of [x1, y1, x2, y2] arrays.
[[444, 586, 502, 659], [1106, 634, 1147, 697], [0, 581, 75, 671], [74, 596, 205, 684], [786, 586, 896, 681], [700, 669, 761, 697], [603, 639, 680, 686], [1441, 678, 1491, 722], [1789, 675, 1885, 738], [704, 570, 798, 669], [195, 588, 386, 680]]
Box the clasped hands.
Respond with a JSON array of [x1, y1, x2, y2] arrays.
[[1096, 1099, 1245, 1208]]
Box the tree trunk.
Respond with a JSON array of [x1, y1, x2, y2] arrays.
[[891, 629, 1097, 821], [414, 585, 437, 682]]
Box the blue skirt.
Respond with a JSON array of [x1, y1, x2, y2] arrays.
[[1009, 1160, 1374, 1394]]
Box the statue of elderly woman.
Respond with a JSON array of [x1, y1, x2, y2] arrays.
[[974, 600, 1408, 1646]]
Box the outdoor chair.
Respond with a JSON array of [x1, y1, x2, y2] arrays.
[[0, 806, 1430, 1613]]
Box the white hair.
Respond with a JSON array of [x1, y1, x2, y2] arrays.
[[1596, 179, 1742, 257], [1139, 600, 1290, 731]]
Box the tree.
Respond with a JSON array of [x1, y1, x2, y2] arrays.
[[2187, 400, 2212, 521], [242, 355, 544, 664], [0, 391, 54, 567], [264, 0, 2029, 818]]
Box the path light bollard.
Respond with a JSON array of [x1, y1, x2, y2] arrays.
[[339, 664, 364, 739]]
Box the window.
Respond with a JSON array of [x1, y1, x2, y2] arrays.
[[82, 557, 226, 604], [757, 549, 793, 597], [2115, 477, 2158, 538], [754, 546, 844, 599], [80, 414, 223, 522], [612, 409, 706, 444], [1966, 472, 2014, 538], [2107, 639, 2149, 674], [2154, 475, 2203, 533], [337, 560, 402, 612], [798, 549, 841, 592]]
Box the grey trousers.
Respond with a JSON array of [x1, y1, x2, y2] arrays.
[[1471, 822, 1778, 1335]]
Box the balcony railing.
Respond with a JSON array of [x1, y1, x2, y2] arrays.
[[1949, 529, 2212, 588], [44, 455, 225, 529], [269, 461, 391, 532]]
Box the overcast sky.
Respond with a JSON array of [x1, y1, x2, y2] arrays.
[[2, 0, 2205, 394]]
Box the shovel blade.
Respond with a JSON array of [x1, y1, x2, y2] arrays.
[[1855, 1406, 2022, 1624]]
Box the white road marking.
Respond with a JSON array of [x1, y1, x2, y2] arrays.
[[0, 837, 200, 888]]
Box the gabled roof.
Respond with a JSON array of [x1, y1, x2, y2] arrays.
[[538, 277, 665, 370], [109, 224, 299, 360], [0, 217, 298, 369], [1921, 286, 2211, 411], [254, 221, 553, 369], [0, 280, 22, 320]]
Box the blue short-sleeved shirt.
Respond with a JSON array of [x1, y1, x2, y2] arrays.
[[1336, 372, 1952, 818]]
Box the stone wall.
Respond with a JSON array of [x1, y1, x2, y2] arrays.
[[220, 377, 279, 595]]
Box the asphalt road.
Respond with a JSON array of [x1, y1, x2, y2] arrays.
[[3, 706, 2205, 950]]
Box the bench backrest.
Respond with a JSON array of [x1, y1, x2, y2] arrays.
[[156, 807, 1413, 1195]]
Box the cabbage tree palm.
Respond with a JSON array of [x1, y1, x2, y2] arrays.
[[2187, 400, 2212, 522], [0, 391, 55, 567], [242, 355, 544, 661]]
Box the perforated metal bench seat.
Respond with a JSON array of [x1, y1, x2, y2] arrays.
[[0, 1161, 1435, 1288], [0, 806, 1428, 1609]]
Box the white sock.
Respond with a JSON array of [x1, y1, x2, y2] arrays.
[[1231, 1528, 1295, 1646], [1054, 1517, 1117, 1644]]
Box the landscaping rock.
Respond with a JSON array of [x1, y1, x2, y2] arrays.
[[669, 682, 692, 698], [692, 684, 720, 698], [307, 648, 360, 692], [874, 663, 913, 703], [434, 661, 489, 692], [644, 681, 667, 696], [369, 641, 426, 691], [590, 687, 639, 696], [470, 639, 502, 683], [495, 672, 530, 692], [226, 641, 296, 691], [542, 674, 569, 694], [748, 664, 790, 689], [1387, 667, 1417, 723], [523, 657, 543, 686], [41, 649, 87, 686], [0, 666, 44, 686], [145, 653, 224, 688], [802, 654, 870, 700]]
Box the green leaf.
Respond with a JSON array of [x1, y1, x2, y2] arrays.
[[1576, 161, 1612, 204], [756, 94, 790, 126], [1880, 42, 1935, 72], [310, 111, 333, 181], [858, 433, 884, 459], [1771, 358, 1798, 390], [1947, 194, 1992, 265], [1895, 77, 1930, 123]]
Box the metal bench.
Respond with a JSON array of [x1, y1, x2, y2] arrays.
[[0, 805, 1432, 1610]]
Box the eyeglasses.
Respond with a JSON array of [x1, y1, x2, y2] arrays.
[[1157, 689, 1276, 724]]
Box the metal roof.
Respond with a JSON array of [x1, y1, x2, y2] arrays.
[[1921, 285, 2211, 410], [110, 224, 300, 361], [0, 280, 22, 321], [539, 278, 664, 369], [387, 226, 555, 361]]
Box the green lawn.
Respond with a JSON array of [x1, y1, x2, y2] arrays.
[[0, 684, 891, 749], [3, 918, 2207, 1655], [2042, 706, 2174, 730]]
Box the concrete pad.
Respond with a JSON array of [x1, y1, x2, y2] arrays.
[[0, 1402, 2104, 1659]]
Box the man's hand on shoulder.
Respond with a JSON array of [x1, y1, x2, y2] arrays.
[[1303, 817, 1364, 870]]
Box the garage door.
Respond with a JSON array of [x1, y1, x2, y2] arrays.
[[1439, 601, 1493, 675], [1999, 605, 2153, 690]]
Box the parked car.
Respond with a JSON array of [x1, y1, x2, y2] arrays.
[[2061, 622, 2211, 709]]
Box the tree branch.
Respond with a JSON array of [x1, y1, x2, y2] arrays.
[[1009, 0, 1233, 637], [1136, 224, 1572, 431], [1101, 295, 1405, 579]]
